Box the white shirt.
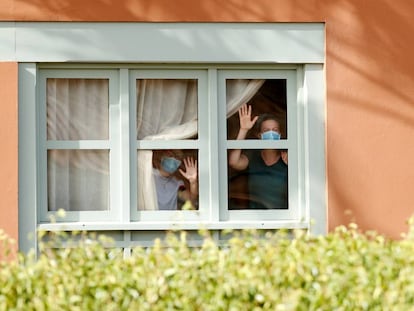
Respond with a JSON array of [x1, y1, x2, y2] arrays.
[[153, 169, 184, 210]]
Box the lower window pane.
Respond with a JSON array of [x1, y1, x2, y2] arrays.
[[228, 149, 288, 210], [48, 150, 109, 211], [137, 149, 199, 211]]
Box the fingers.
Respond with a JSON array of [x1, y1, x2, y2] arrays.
[[238, 103, 250, 116], [238, 104, 258, 132], [183, 157, 197, 169], [251, 115, 259, 125], [180, 157, 198, 180], [238, 105, 243, 118], [238, 104, 257, 122]]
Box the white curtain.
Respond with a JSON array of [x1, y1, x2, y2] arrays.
[[46, 77, 265, 212], [137, 78, 265, 210], [136, 79, 198, 211], [47, 79, 109, 211]]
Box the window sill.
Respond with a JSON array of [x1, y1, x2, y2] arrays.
[[38, 220, 309, 232]]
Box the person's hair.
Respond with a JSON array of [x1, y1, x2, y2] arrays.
[[254, 113, 280, 133], [162, 149, 184, 160], [152, 149, 184, 169]]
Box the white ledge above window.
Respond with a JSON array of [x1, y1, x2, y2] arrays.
[[1, 22, 324, 63]]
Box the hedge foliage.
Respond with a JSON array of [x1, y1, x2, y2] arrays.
[[1, 221, 414, 311]]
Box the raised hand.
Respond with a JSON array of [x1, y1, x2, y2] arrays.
[[239, 104, 258, 131], [179, 157, 198, 183]]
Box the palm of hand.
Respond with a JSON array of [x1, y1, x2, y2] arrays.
[[183, 166, 197, 181], [180, 157, 198, 182], [239, 104, 257, 130], [240, 115, 256, 130]]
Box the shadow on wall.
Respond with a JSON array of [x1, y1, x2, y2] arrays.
[[11, 0, 326, 22], [323, 1, 414, 237], [11, 0, 414, 237]]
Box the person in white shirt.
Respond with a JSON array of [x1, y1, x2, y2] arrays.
[[153, 150, 198, 210]]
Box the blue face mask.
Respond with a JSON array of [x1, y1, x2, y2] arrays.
[[261, 130, 281, 140], [160, 157, 182, 174]]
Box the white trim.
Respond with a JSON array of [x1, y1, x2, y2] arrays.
[[17, 22, 326, 252], [1, 22, 324, 63], [136, 140, 199, 149], [19, 64, 326, 253], [38, 221, 310, 232], [304, 64, 326, 235], [129, 69, 208, 221], [46, 141, 111, 149], [217, 69, 301, 221], [118, 69, 130, 222], [207, 68, 220, 222], [226, 140, 289, 149], [18, 63, 38, 252], [37, 69, 121, 223], [0, 22, 16, 60]]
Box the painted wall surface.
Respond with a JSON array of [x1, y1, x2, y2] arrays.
[[1, 0, 414, 238], [0, 62, 18, 242]]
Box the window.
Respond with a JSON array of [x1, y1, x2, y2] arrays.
[[131, 70, 207, 221], [219, 70, 300, 222], [38, 70, 119, 222], [17, 23, 325, 252], [34, 66, 306, 223]]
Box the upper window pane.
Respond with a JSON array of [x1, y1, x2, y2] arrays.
[[136, 79, 198, 140], [47, 78, 109, 140], [226, 79, 287, 140]]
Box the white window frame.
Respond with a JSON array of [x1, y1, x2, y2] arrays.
[[16, 22, 325, 253], [37, 69, 121, 222], [218, 69, 301, 221], [129, 69, 209, 222]]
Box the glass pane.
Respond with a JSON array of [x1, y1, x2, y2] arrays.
[[137, 149, 199, 211], [48, 150, 109, 211], [226, 79, 287, 140], [47, 78, 109, 140], [136, 79, 198, 140], [228, 149, 288, 210]]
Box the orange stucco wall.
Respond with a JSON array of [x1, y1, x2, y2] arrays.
[[1, 0, 414, 238], [0, 62, 18, 243]]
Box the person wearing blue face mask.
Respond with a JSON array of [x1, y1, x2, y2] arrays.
[[153, 150, 198, 210], [228, 104, 288, 209]]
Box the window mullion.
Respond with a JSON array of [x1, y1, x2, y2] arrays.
[[118, 68, 130, 222], [207, 68, 220, 222]]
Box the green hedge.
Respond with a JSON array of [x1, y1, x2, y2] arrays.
[[1, 222, 414, 310]]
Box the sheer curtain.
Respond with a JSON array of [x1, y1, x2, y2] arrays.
[[137, 78, 265, 210], [136, 79, 198, 211], [47, 79, 109, 211], [46, 77, 265, 212]]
